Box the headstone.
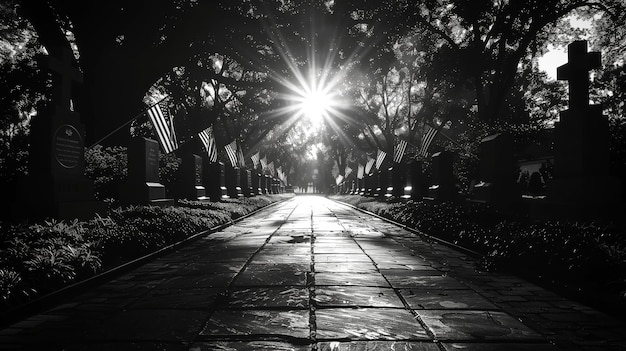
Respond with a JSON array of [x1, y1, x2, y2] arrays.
[[246, 170, 254, 196], [409, 160, 425, 200], [376, 168, 391, 198], [225, 164, 239, 198], [263, 175, 270, 194], [122, 137, 173, 206], [358, 177, 365, 195], [473, 133, 520, 205], [16, 47, 105, 220], [203, 160, 222, 201], [255, 171, 262, 195], [236, 168, 244, 198], [174, 153, 207, 200], [365, 173, 373, 196], [548, 40, 621, 210], [427, 151, 457, 202], [240, 169, 251, 197], [220, 162, 229, 198], [391, 164, 405, 198]]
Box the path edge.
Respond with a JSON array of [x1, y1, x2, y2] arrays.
[[1, 197, 289, 327], [328, 196, 483, 258]]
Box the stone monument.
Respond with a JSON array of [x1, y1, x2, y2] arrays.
[[122, 137, 173, 206], [409, 160, 425, 200], [225, 164, 238, 198], [427, 151, 457, 202], [174, 153, 207, 200], [203, 159, 222, 201], [548, 40, 621, 212], [16, 47, 105, 220], [473, 133, 520, 206], [240, 169, 251, 197]]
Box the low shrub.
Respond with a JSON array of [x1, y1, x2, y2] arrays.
[[331, 195, 626, 309], [0, 195, 287, 312]]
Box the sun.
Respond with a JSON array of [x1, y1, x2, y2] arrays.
[[298, 87, 335, 123]]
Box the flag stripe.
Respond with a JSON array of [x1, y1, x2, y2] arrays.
[[365, 157, 375, 174], [147, 103, 177, 154], [251, 152, 260, 168], [420, 125, 438, 157], [225, 140, 238, 168], [198, 127, 218, 162], [393, 139, 407, 163], [357, 164, 364, 179], [237, 143, 246, 168], [375, 149, 387, 170]]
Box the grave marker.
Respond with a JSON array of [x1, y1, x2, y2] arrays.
[[16, 47, 105, 220], [548, 40, 621, 210], [427, 151, 457, 202], [473, 133, 520, 205], [203, 159, 222, 201], [409, 160, 425, 200], [122, 137, 173, 206], [174, 153, 207, 200]]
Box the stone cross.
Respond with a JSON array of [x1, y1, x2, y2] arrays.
[[48, 47, 83, 113], [556, 40, 601, 111]]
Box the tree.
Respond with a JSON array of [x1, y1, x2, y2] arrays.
[[401, 0, 624, 122], [16, 1, 281, 145]]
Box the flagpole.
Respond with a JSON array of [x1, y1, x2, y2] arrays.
[[87, 95, 170, 149]]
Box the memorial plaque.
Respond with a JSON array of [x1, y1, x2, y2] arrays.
[[13, 46, 105, 220], [53, 124, 83, 169]]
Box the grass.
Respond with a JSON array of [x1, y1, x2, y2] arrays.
[[331, 194, 626, 319], [0, 194, 292, 312]]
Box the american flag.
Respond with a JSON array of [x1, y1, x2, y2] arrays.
[[224, 140, 238, 168], [393, 139, 407, 163], [251, 152, 260, 169], [365, 157, 375, 174], [198, 126, 218, 162], [335, 174, 344, 185], [260, 156, 267, 170], [375, 149, 387, 170], [345, 166, 353, 178], [420, 125, 438, 157], [237, 143, 246, 168], [267, 161, 275, 175], [357, 164, 364, 179], [147, 100, 178, 154]]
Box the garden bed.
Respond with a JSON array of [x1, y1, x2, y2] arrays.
[[0, 194, 292, 315], [331, 194, 626, 320]]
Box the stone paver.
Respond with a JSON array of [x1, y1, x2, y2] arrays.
[[1, 195, 625, 350]]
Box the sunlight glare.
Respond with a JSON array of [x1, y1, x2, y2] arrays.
[[299, 87, 334, 123]]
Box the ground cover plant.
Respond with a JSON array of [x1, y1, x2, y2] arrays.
[[0, 194, 289, 312], [331, 194, 626, 318]]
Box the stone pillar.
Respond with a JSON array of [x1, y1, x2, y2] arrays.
[[225, 164, 238, 198], [203, 160, 222, 201], [473, 133, 520, 205], [174, 153, 206, 200], [427, 151, 457, 202], [377, 168, 391, 198], [548, 40, 621, 208], [391, 164, 405, 198], [409, 160, 425, 201], [122, 137, 173, 206], [240, 168, 250, 197], [15, 47, 105, 220]]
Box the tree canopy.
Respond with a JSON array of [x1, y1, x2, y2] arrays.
[[1, 0, 625, 188]]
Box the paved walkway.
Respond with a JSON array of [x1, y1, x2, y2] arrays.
[[1, 195, 625, 350]]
